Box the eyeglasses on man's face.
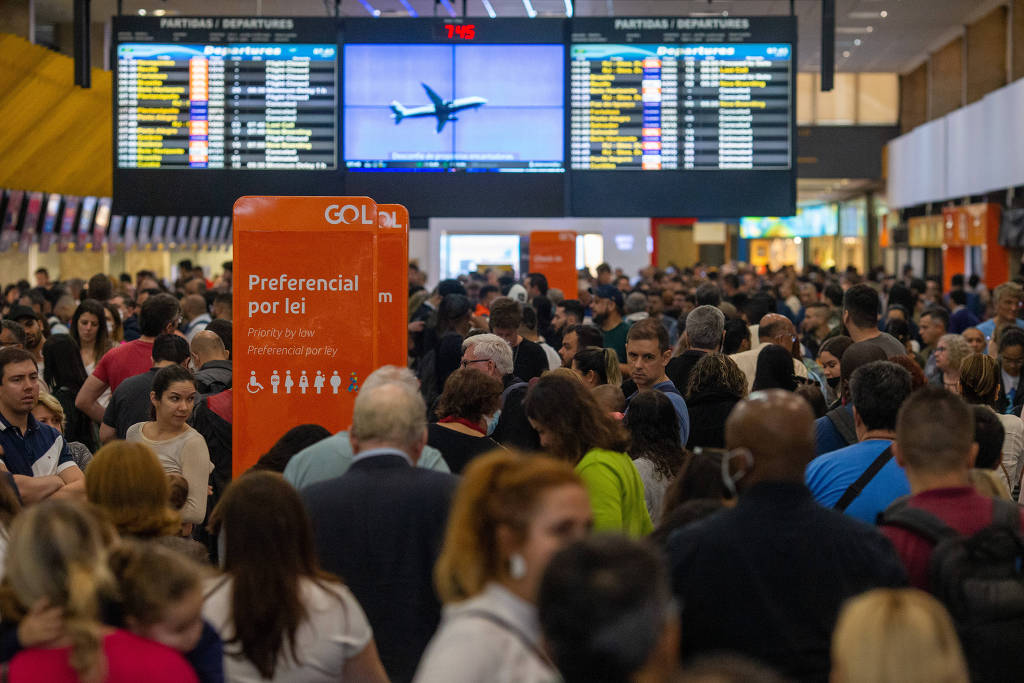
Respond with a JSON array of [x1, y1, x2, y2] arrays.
[[460, 358, 490, 369]]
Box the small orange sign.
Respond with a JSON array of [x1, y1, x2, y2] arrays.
[[233, 196, 379, 476], [377, 204, 410, 368], [529, 231, 577, 299]]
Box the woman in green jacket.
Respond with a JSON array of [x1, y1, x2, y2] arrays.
[[524, 373, 652, 536]]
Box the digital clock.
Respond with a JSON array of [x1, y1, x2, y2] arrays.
[[442, 23, 475, 39]]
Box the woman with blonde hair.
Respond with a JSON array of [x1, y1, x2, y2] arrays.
[[571, 347, 622, 388], [933, 333, 971, 393], [4, 500, 197, 682], [85, 441, 181, 539], [831, 588, 968, 683], [959, 352, 1024, 493], [415, 451, 592, 682]]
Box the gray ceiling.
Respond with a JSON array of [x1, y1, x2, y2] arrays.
[[33, 0, 993, 74]]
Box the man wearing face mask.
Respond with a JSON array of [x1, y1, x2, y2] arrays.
[[427, 368, 505, 474], [666, 390, 907, 682]]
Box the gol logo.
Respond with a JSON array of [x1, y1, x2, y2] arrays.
[[325, 204, 375, 225], [379, 210, 403, 229]]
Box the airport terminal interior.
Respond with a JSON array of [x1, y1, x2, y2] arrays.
[[1, 1, 1024, 682]]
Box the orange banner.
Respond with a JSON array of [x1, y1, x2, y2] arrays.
[[529, 231, 577, 299], [377, 204, 410, 368], [233, 196, 379, 476]]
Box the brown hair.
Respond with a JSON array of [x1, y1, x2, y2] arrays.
[[523, 373, 630, 463], [626, 318, 670, 352], [0, 347, 36, 381], [686, 352, 747, 400], [959, 353, 1000, 406], [167, 474, 189, 511], [889, 354, 928, 391], [110, 540, 204, 625], [434, 368, 503, 423], [86, 442, 180, 538], [434, 451, 582, 603], [896, 387, 975, 474], [489, 297, 522, 331], [209, 472, 341, 679]]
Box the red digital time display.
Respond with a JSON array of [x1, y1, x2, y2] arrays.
[[444, 23, 476, 40]]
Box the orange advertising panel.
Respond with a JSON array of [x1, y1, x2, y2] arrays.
[[942, 207, 968, 247], [377, 204, 409, 368], [233, 196, 379, 476], [529, 231, 577, 298]]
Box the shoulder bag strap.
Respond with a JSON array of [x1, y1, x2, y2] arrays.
[[834, 446, 894, 512], [457, 608, 555, 669]]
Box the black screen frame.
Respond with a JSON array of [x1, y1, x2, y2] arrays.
[[567, 16, 797, 218]]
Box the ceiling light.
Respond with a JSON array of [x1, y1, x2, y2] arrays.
[[398, 0, 418, 16], [522, 0, 538, 18], [153, 9, 166, 16], [854, 39, 861, 45], [880, 10, 888, 18], [564, 0, 573, 18], [481, 0, 497, 17], [842, 51, 850, 58], [137, 8, 147, 15], [866, 26, 874, 33]]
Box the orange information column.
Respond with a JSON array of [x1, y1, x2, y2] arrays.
[[529, 231, 577, 297], [233, 196, 379, 476], [376, 204, 410, 368]]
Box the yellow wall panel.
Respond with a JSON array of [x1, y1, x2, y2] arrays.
[[0, 34, 112, 197]]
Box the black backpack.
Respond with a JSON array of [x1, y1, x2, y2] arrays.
[[880, 498, 1024, 683]]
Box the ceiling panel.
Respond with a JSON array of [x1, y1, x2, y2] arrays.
[[30, 0, 993, 74]]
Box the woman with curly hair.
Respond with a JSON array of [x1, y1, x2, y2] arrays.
[[623, 391, 686, 524], [429, 368, 505, 474], [684, 353, 747, 450], [523, 373, 651, 536]]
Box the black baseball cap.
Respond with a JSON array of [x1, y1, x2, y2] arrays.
[[4, 305, 37, 322], [594, 284, 624, 310]]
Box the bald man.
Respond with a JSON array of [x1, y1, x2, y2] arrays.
[[728, 313, 810, 393], [181, 294, 211, 342], [191, 330, 231, 395], [666, 390, 906, 682]]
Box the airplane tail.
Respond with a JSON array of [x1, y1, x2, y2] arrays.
[[389, 101, 407, 124]]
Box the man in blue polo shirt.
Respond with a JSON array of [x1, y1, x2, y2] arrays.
[[0, 348, 84, 503], [805, 360, 913, 524]]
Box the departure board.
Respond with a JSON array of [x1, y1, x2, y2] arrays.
[[116, 43, 336, 169], [570, 43, 791, 170], [569, 17, 796, 217], [113, 17, 341, 215]]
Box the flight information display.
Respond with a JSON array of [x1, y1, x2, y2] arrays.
[[343, 19, 567, 217], [113, 17, 341, 215], [570, 43, 791, 170], [116, 42, 336, 169], [569, 17, 796, 217]]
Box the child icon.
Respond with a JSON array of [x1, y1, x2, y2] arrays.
[[284, 370, 295, 394], [270, 370, 280, 394], [348, 372, 360, 393], [247, 371, 264, 394], [314, 370, 325, 394], [330, 371, 342, 395], [299, 370, 309, 395]]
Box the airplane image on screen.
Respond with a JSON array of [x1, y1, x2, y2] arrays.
[[389, 83, 487, 133]]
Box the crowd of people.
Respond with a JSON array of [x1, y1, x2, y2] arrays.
[[0, 258, 1021, 682]]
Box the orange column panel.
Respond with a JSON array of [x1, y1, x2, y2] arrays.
[[529, 231, 578, 298], [232, 196, 381, 476]]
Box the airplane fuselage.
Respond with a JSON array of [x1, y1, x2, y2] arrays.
[[400, 97, 486, 121]]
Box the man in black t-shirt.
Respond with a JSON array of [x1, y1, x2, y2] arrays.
[[489, 297, 548, 381]]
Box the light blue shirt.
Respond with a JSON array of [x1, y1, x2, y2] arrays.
[[977, 317, 1024, 340], [805, 439, 910, 525], [283, 431, 450, 490]]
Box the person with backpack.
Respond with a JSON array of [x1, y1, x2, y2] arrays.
[[805, 361, 913, 525], [813, 342, 887, 455], [879, 386, 1024, 683]]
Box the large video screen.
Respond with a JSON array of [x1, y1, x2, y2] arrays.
[[740, 204, 838, 239], [569, 17, 796, 217], [344, 44, 563, 172], [342, 19, 567, 217], [113, 17, 341, 215]]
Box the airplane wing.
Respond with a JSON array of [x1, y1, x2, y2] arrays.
[[421, 83, 445, 109]]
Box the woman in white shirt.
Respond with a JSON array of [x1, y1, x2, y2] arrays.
[[202, 471, 388, 683], [126, 365, 212, 524], [415, 452, 593, 683]]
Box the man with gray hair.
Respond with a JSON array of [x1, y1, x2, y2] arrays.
[[303, 373, 458, 683], [461, 333, 539, 450], [283, 365, 450, 489], [667, 304, 726, 394]]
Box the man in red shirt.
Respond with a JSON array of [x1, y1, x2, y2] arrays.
[[881, 386, 1024, 589], [75, 293, 181, 423]]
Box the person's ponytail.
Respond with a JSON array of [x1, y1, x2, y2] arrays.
[[603, 348, 623, 387]]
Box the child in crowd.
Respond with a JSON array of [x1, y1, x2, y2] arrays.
[[111, 540, 223, 683]]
